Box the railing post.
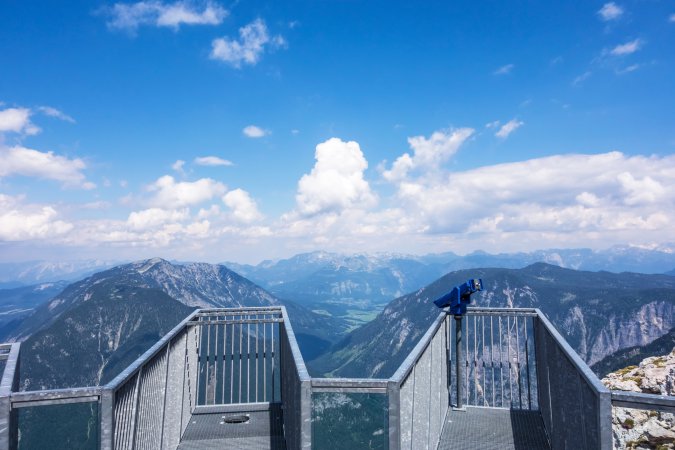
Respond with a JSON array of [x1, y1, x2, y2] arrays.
[[388, 380, 401, 450], [598, 390, 613, 450], [300, 379, 312, 449], [0, 343, 20, 450], [100, 388, 114, 450]]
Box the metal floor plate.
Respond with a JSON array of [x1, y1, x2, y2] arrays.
[[178, 405, 286, 450], [438, 407, 551, 450]]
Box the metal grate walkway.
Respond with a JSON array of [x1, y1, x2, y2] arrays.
[[177, 404, 286, 450], [438, 407, 551, 450]]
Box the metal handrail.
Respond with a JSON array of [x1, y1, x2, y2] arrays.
[[611, 390, 675, 413]]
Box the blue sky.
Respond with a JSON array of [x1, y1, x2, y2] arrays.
[[1, 0, 674, 263]]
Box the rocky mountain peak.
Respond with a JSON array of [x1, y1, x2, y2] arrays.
[[602, 348, 675, 449]]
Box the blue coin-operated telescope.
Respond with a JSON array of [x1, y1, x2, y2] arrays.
[[433, 278, 483, 316], [433, 278, 483, 411]]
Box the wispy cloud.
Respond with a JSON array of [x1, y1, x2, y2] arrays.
[[616, 64, 640, 74], [610, 38, 643, 56], [669, 13, 675, 23], [573, 71, 592, 86], [37, 106, 76, 123], [172, 159, 186, 174], [242, 125, 269, 138], [210, 19, 285, 68], [495, 119, 524, 139], [493, 64, 515, 75], [598, 2, 623, 21], [106, 1, 227, 32], [194, 156, 233, 166]]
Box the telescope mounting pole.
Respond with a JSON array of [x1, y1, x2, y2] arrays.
[[453, 314, 465, 411]]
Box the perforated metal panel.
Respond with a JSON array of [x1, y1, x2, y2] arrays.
[[438, 407, 550, 450]]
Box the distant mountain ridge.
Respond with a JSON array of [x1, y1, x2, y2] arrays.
[[225, 246, 675, 330], [310, 263, 675, 379], [0, 260, 121, 287], [17, 258, 343, 390]]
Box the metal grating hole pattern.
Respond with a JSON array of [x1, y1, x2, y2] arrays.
[[178, 406, 285, 450], [438, 408, 550, 450]]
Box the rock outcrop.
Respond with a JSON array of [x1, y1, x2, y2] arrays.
[[602, 348, 675, 449]]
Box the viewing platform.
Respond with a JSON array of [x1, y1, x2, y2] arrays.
[[0, 306, 673, 449]]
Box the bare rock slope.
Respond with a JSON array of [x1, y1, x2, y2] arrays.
[[602, 348, 675, 449]]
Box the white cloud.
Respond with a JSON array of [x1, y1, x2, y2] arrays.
[[382, 128, 474, 182], [670, 14, 675, 23], [172, 159, 186, 174], [610, 39, 643, 56], [493, 64, 515, 75], [107, 1, 227, 31], [194, 156, 233, 167], [242, 125, 269, 138], [148, 175, 227, 207], [0, 145, 94, 189], [495, 119, 524, 139], [598, 3, 623, 21], [0, 194, 73, 241], [0, 108, 40, 135], [210, 19, 285, 67], [37, 106, 76, 123], [294, 138, 377, 216], [127, 207, 189, 230], [388, 152, 675, 242], [223, 189, 263, 223]]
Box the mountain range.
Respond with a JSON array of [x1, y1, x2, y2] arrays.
[[310, 263, 675, 378], [0, 260, 120, 288], [16, 258, 343, 390], [225, 246, 675, 330]]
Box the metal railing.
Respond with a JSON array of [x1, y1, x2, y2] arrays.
[[0, 306, 672, 450]]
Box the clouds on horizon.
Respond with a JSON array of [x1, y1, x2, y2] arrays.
[[1, 122, 674, 260]]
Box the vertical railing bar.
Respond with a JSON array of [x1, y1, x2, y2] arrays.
[[179, 329, 188, 440], [272, 321, 276, 402], [194, 322, 202, 408], [465, 315, 469, 406], [473, 315, 477, 405], [213, 319, 219, 406], [525, 316, 532, 410], [263, 319, 267, 401], [255, 319, 259, 403], [205, 316, 211, 406], [239, 318, 243, 403], [221, 319, 227, 404], [158, 342, 171, 450], [446, 314, 452, 407], [129, 367, 143, 450], [498, 316, 504, 407], [247, 322, 251, 403], [515, 315, 523, 409], [481, 315, 486, 406], [490, 315, 495, 407], [507, 316, 513, 407], [230, 321, 235, 403]]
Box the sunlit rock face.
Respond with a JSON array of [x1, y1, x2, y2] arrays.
[[602, 349, 675, 450]]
